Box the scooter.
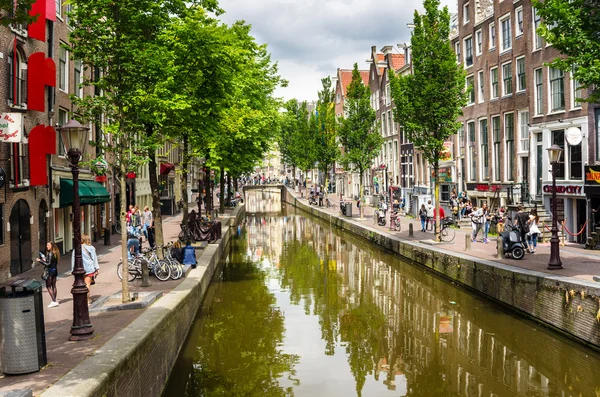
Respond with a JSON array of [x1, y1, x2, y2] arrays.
[[374, 207, 387, 226], [499, 219, 525, 260], [308, 195, 318, 206], [340, 201, 347, 216]]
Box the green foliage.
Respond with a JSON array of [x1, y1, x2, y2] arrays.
[[389, 0, 466, 168], [0, 0, 36, 26], [315, 77, 339, 180], [532, 0, 600, 103]]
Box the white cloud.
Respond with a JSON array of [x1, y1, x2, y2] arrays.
[[217, 0, 457, 101]]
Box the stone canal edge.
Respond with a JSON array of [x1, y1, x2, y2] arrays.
[[283, 188, 600, 351], [40, 205, 245, 397]]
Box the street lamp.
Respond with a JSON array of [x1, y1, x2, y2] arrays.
[[57, 119, 94, 340], [547, 144, 563, 270]]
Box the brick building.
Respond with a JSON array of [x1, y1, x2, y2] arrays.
[[451, 0, 592, 242]]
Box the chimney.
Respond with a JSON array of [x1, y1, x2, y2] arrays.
[[381, 46, 394, 56]]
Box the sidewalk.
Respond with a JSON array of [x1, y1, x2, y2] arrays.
[[299, 191, 600, 283], [0, 208, 227, 395]]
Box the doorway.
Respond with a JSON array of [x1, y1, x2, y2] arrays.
[[10, 199, 31, 277], [536, 135, 543, 196], [577, 199, 587, 244], [39, 200, 48, 253]]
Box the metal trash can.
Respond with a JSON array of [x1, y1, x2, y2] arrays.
[[0, 279, 47, 374], [103, 228, 111, 246], [345, 202, 353, 217]]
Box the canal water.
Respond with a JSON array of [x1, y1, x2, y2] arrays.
[[164, 206, 600, 397]]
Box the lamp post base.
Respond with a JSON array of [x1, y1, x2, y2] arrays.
[[69, 325, 95, 341]]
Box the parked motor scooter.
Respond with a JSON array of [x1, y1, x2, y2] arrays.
[[374, 201, 388, 226], [499, 218, 525, 260], [308, 194, 318, 206], [340, 201, 347, 216]]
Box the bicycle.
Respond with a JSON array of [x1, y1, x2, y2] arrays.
[[144, 247, 172, 281], [438, 217, 456, 242], [161, 242, 183, 280], [117, 255, 142, 282]]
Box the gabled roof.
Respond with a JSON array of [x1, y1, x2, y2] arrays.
[[389, 54, 405, 71], [376, 53, 385, 76], [338, 69, 370, 96]]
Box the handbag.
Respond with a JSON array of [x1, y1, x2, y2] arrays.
[[41, 267, 49, 281]]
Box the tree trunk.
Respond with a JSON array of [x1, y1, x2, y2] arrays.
[[219, 167, 225, 214], [181, 133, 189, 225], [434, 160, 441, 242], [233, 176, 238, 193], [146, 125, 164, 260], [119, 160, 130, 303], [226, 173, 232, 206], [204, 167, 211, 217], [359, 169, 364, 219]]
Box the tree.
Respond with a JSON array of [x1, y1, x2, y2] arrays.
[[0, 0, 36, 26], [315, 77, 339, 199], [338, 63, 383, 219], [389, 0, 466, 241], [532, 0, 600, 103]]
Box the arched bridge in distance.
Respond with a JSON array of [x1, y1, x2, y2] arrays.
[[243, 184, 284, 213]]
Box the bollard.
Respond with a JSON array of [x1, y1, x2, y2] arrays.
[[408, 223, 414, 237], [465, 234, 471, 251], [141, 259, 151, 287], [496, 237, 504, 258]]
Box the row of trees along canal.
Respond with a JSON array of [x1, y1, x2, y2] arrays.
[[61, 0, 285, 303]]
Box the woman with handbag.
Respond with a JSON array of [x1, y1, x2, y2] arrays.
[[71, 234, 99, 305], [36, 242, 60, 308]]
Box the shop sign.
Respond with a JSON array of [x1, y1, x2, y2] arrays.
[[126, 172, 136, 179], [585, 166, 600, 185], [95, 175, 107, 183], [335, 167, 345, 174], [440, 141, 453, 161], [566, 127, 583, 146], [432, 167, 453, 183], [466, 183, 503, 192], [0, 113, 23, 142], [542, 185, 583, 195]]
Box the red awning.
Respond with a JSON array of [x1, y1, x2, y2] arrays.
[[160, 162, 175, 175]]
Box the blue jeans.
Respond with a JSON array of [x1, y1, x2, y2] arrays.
[[528, 233, 538, 248], [420, 217, 426, 231], [483, 222, 489, 239]]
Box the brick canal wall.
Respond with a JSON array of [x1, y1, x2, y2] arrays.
[[284, 189, 600, 350], [40, 206, 246, 397]]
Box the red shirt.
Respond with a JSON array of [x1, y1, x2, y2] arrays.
[[433, 207, 446, 219]]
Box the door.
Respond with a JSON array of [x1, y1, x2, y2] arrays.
[[536, 136, 543, 196], [577, 199, 587, 244], [39, 200, 48, 253], [10, 200, 31, 277]]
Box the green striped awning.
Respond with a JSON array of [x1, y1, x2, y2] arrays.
[[59, 179, 110, 208]]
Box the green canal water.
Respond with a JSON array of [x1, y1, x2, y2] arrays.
[[164, 207, 600, 397]]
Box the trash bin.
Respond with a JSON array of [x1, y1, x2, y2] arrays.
[[103, 228, 111, 246], [345, 202, 353, 217], [0, 279, 47, 374]]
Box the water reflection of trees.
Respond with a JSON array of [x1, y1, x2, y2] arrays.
[[186, 236, 299, 397]]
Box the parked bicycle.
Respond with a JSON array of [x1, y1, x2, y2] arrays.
[[117, 246, 171, 282]]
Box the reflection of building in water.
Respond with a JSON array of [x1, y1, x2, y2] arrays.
[[244, 189, 282, 213], [265, 214, 599, 397]]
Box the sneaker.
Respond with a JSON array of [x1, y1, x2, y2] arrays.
[[48, 301, 58, 308], [483, 238, 489, 244], [471, 239, 477, 243]]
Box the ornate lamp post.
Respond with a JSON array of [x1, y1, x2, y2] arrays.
[[547, 144, 564, 270], [57, 120, 94, 340]]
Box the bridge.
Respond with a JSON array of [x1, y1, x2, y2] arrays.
[[242, 184, 285, 213]]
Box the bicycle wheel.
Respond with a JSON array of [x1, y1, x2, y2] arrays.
[[117, 261, 137, 282], [114, 222, 121, 234], [169, 260, 182, 280], [154, 260, 172, 281], [441, 226, 456, 242]]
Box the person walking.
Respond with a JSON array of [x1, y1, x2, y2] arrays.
[[72, 234, 99, 305], [470, 206, 484, 242], [419, 204, 427, 232], [147, 219, 156, 248], [36, 242, 60, 307], [143, 206, 153, 239], [527, 210, 541, 253], [515, 206, 531, 248], [425, 200, 434, 231], [481, 202, 490, 243]]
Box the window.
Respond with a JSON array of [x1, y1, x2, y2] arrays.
[[502, 63, 513, 96], [386, 84, 391, 106], [468, 121, 476, 181], [59, 44, 69, 92], [570, 140, 582, 179], [56, 0, 62, 17], [492, 116, 501, 181], [505, 113, 515, 181], [551, 130, 565, 180], [515, 6, 524, 36], [74, 59, 83, 98], [10, 143, 27, 187], [500, 14, 512, 51], [381, 114, 386, 136], [336, 93, 340, 104], [519, 111, 529, 152], [8, 50, 26, 107], [58, 108, 68, 156], [463, 3, 470, 24], [478, 70, 484, 103], [475, 30, 483, 56], [466, 75, 475, 104], [516, 57, 526, 92], [491, 67, 499, 99], [489, 22, 496, 49], [549, 67, 565, 112], [464, 36, 473, 67], [455, 42, 461, 63], [480, 119, 489, 179], [534, 68, 543, 115], [572, 66, 583, 108], [65, 3, 73, 26], [388, 110, 393, 134], [533, 8, 543, 50]]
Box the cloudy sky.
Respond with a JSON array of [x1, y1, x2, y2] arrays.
[[217, 0, 456, 102]]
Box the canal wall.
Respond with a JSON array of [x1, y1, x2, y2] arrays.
[[40, 206, 245, 397], [283, 189, 600, 350]]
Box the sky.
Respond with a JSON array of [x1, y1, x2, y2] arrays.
[[216, 0, 457, 102]]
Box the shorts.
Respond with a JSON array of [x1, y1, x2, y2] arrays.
[[86, 272, 95, 278]]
